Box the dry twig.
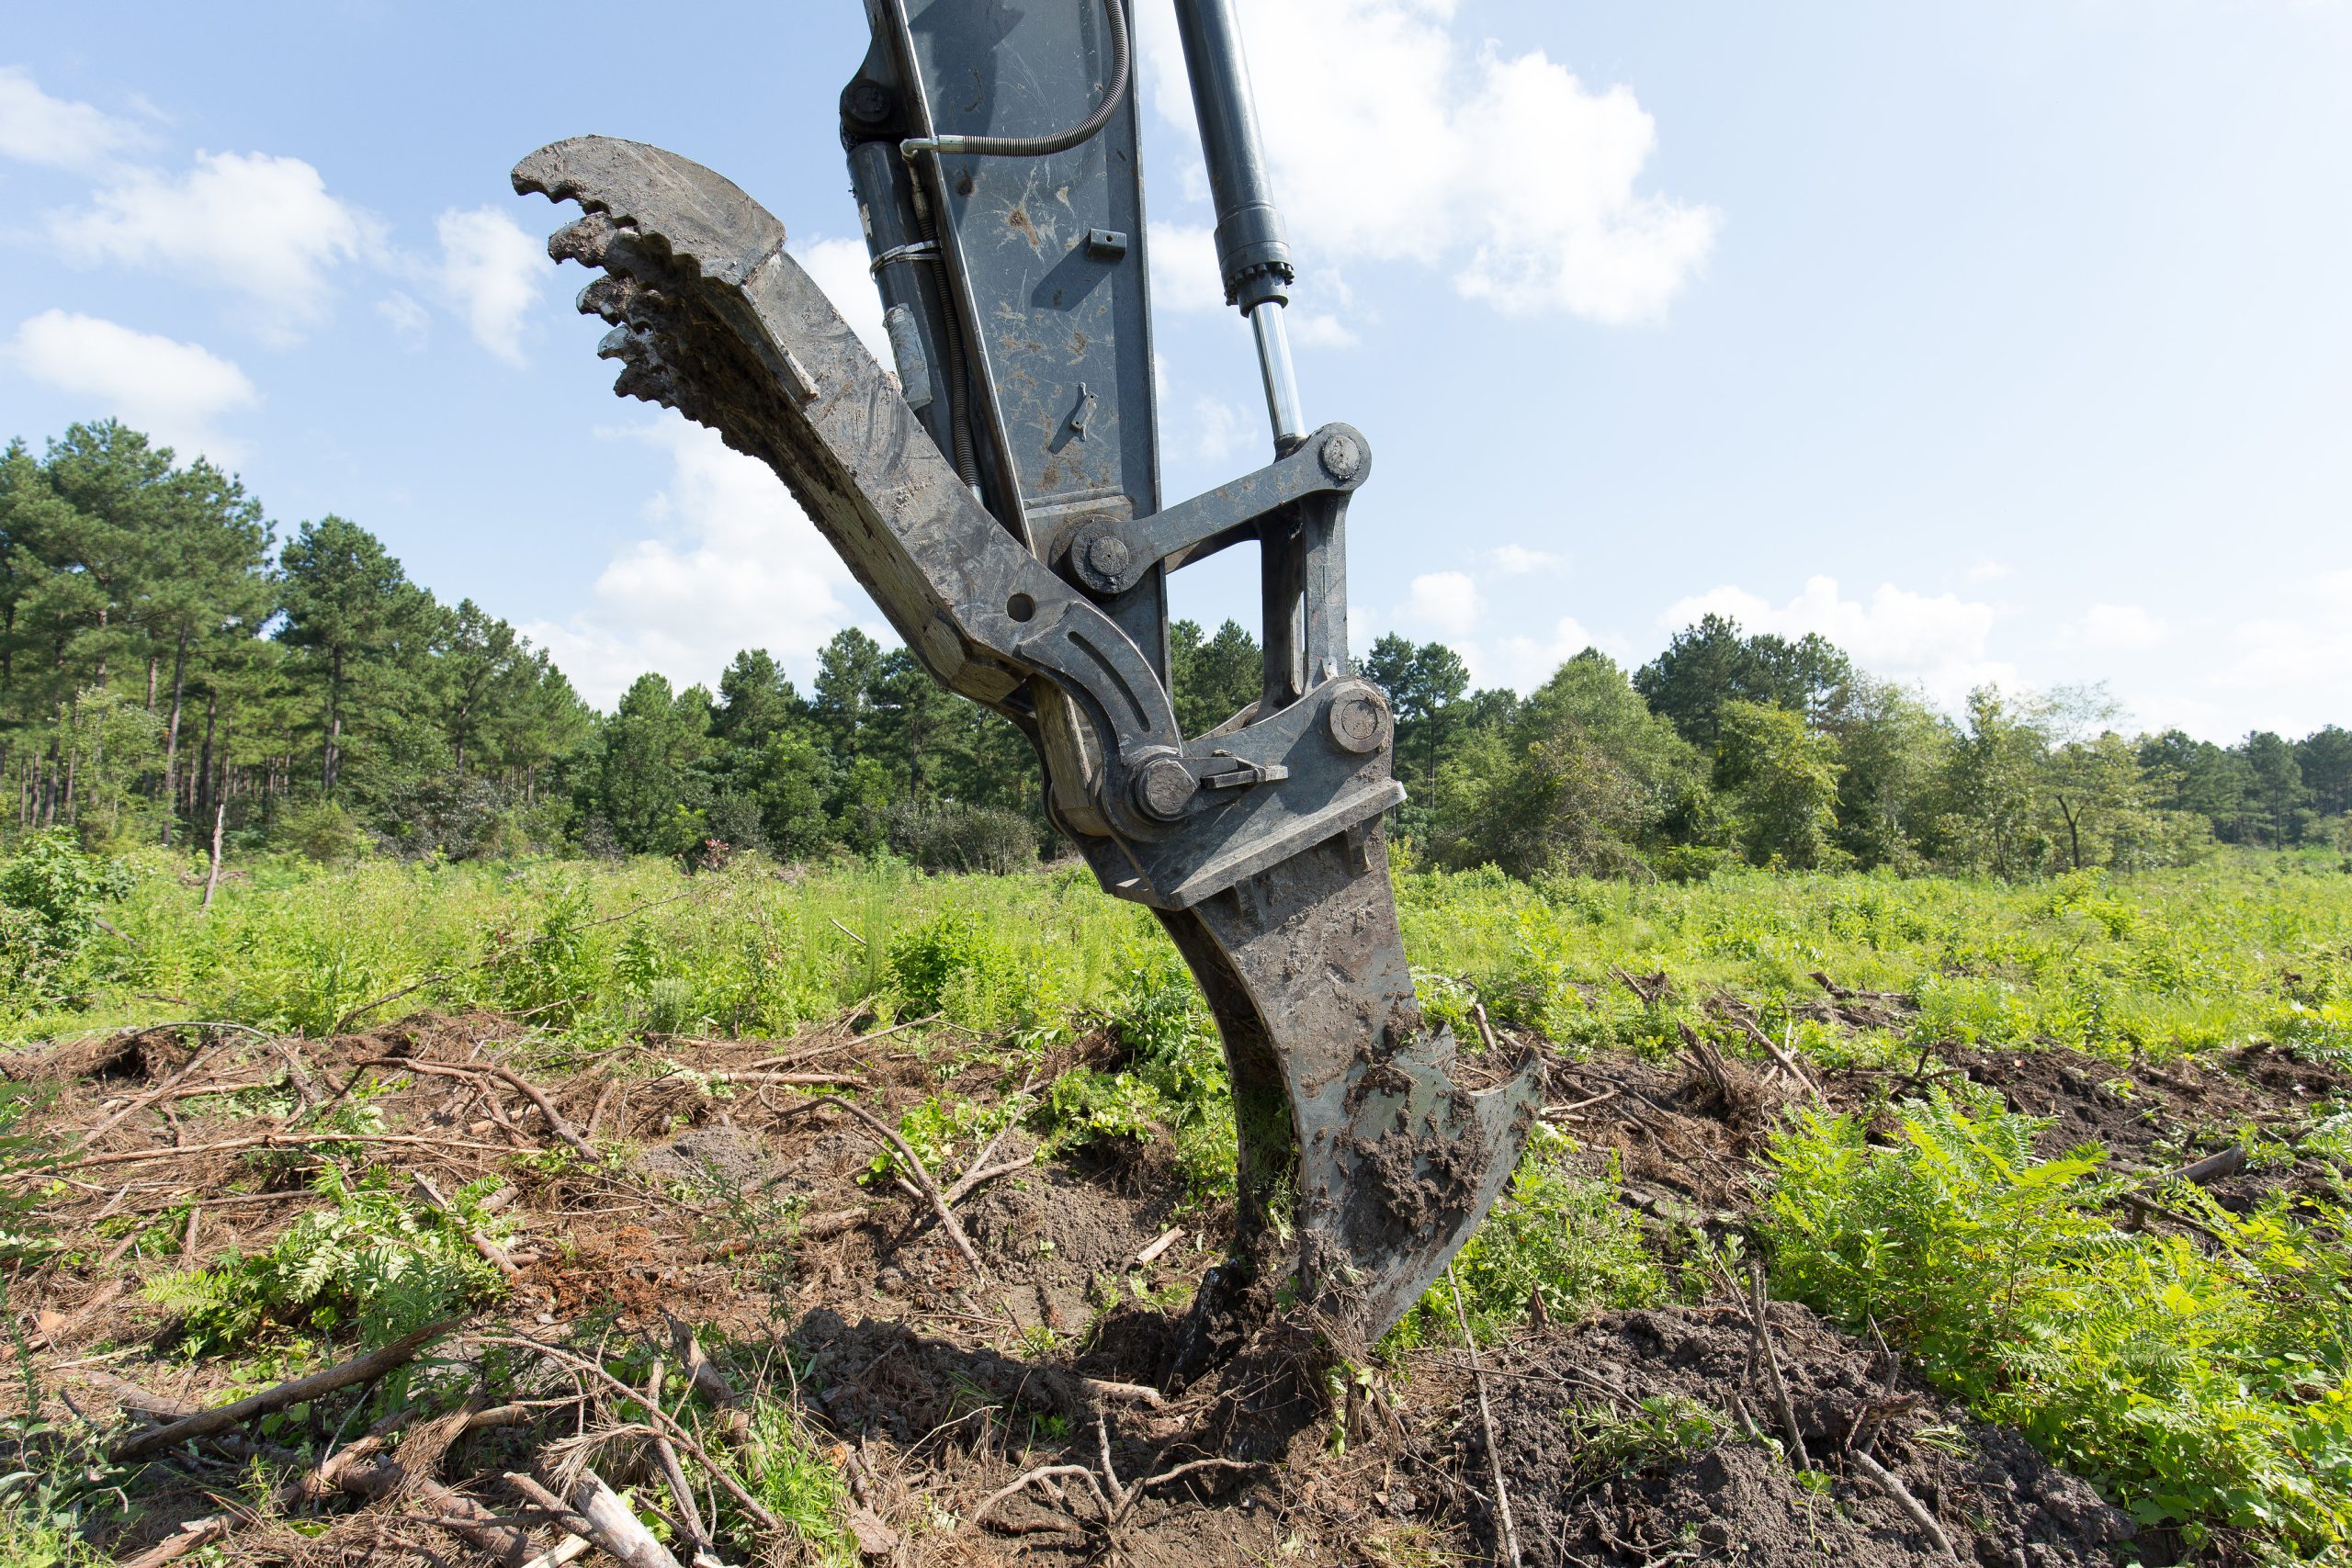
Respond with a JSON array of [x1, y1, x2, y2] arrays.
[[113, 1316, 462, 1461], [1744, 1261, 1812, 1472], [356, 1055, 599, 1163], [477, 1337, 780, 1533], [1451, 1261, 1522, 1568], [786, 1094, 988, 1280], [748, 1011, 939, 1066], [69, 1130, 518, 1168], [1850, 1449, 1958, 1561]]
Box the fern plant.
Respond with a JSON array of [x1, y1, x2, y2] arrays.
[[146, 1166, 512, 1352], [1765, 1086, 2352, 1556]]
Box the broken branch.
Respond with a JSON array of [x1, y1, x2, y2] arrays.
[[1745, 1262, 1812, 1473], [1850, 1448, 1958, 1561], [1451, 1261, 1522, 1568], [112, 1316, 461, 1461], [786, 1094, 988, 1280]]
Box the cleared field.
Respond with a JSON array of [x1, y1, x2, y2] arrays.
[[4, 852, 2349, 1564]]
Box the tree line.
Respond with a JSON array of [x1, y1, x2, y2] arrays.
[[1362, 615, 2351, 880], [7, 423, 2345, 881], [1, 423, 589, 856]]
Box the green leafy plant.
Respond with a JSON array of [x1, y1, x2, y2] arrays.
[[0, 833, 132, 1006], [0, 1419, 109, 1568], [1765, 1086, 2352, 1555], [1389, 1129, 1664, 1350], [1564, 1393, 1722, 1491], [887, 910, 1043, 1029], [0, 832, 132, 950], [736, 1398, 856, 1563], [146, 1165, 511, 1351]]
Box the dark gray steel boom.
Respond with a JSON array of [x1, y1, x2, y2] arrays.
[[514, 0, 1535, 1348]]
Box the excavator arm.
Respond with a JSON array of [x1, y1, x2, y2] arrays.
[[514, 0, 1536, 1347]]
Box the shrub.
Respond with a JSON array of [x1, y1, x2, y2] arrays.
[[274, 798, 368, 863], [1764, 1088, 2352, 1554], [886, 801, 1039, 875], [886, 910, 1039, 1028], [487, 883, 606, 1026], [0, 833, 132, 1009], [703, 791, 767, 857], [146, 1165, 511, 1351], [375, 773, 561, 861], [0, 831, 132, 950]]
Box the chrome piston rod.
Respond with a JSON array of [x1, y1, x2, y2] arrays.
[[1173, 0, 1308, 448]]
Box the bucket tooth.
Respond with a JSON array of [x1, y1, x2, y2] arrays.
[[1165, 826, 1539, 1341]]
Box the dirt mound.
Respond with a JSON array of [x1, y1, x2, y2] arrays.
[[1453, 1305, 2134, 1567], [1939, 1041, 2350, 1213]]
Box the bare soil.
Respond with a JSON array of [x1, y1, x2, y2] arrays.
[[5, 1005, 2341, 1565]]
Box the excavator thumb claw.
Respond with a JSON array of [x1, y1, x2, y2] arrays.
[[515, 124, 1536, 1346]]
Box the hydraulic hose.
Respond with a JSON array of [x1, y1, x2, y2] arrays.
[[900, 0, 1129, 161]]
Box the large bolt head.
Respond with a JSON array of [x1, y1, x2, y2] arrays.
[[1327, 682, 1388, 754], [1134, 755, 1196, 820], [1085, 533, 1132, 580], [1318, 432, 1363, 483]]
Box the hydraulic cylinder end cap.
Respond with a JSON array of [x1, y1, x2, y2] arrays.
[[1134, 753, 1198, 821], [1326, 680, 1390, 755], [1216, 208, 1294, 310]]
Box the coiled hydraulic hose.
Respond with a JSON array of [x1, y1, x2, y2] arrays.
[[900, 0, 1130, 160]]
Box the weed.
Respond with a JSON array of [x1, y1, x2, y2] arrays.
[[1387, 1128, 1663, 1352], [1563, 1393, 1721, 1491], [1765, 1087, 2352, 1553], [147, 1165, 513, 1351], [867, 1094, 1018, 1188], [735, 1399, 857, 1565], [887, 909, 1051, 1030], [0, 1420, 109, 1568]]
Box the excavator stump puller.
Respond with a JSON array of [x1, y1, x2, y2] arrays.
[[515, 0, 1537, 1348]]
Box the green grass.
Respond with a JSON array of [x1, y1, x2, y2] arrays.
[[17, 849, 2350, 1067], [6, 851, 1159, 1043], [1396, 856, 2352, 1065]]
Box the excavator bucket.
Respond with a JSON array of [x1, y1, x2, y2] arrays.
[[513, 0, 1536, 1346]]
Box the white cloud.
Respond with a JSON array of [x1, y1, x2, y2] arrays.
[[1137, 0, 1717, 322], [520, 413, 857, 709], [2194, 570, 2352, 737], [0, 66, 151, 173], [1148, 220, 1225, 313], [1400, 570, 1483, 638], [1489, 544, 1566, 577], [377, 289, 430, 348], [791, 237, 890, 362], [1658, 574, 2012, 708], [2069, 603, 2167, 651], [1486, 615, 1600, 691], [431, 207, 547, 366], [1191, 394, 1247, 463], [4, 310, 257, 463], [1964, 558, 2013, 584], [1290, 310, 1359, 349], [48, 150, 381, 342]]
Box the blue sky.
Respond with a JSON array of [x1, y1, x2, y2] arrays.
[[4, 1, 2346, 740]]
